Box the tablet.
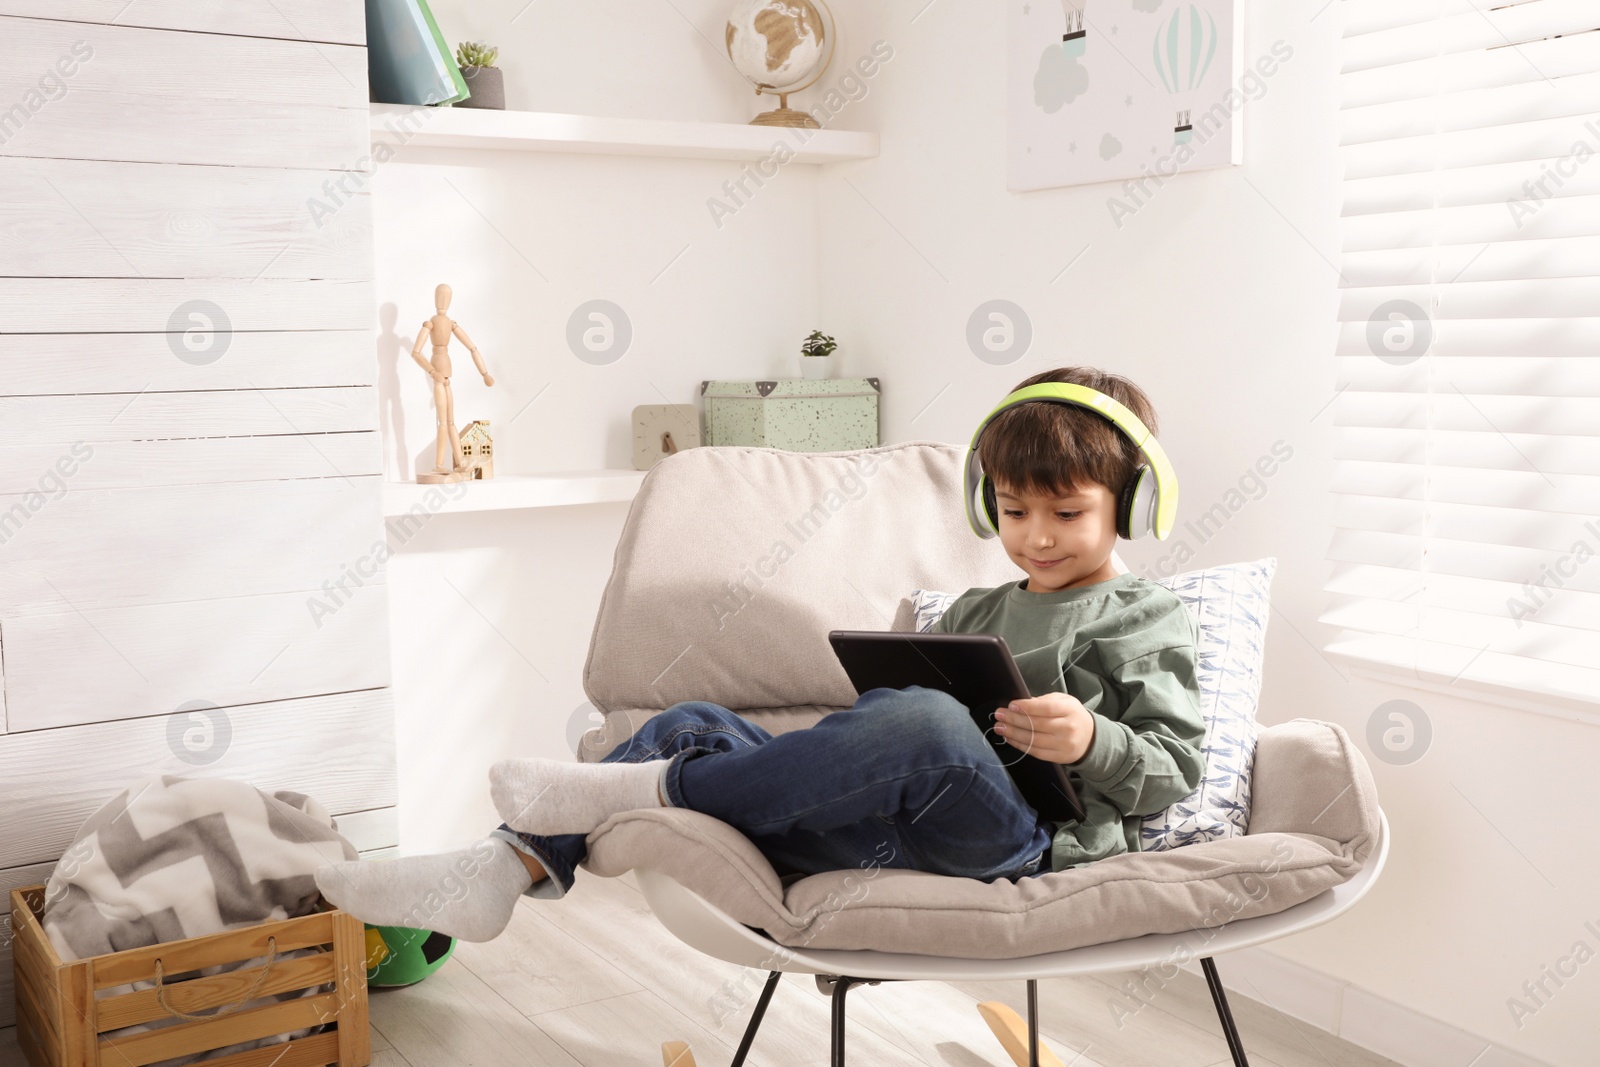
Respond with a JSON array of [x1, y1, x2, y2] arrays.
[[827, 630, 1088, 824]]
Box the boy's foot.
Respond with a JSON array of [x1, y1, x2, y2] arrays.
[[491, 757, 666, 836], [313, 836, 534, 942]]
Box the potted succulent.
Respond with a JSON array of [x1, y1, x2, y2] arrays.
[[454, 41, 504, 110], [800, 329, 837, 379]]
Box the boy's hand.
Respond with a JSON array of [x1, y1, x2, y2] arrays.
[[993, 692, 1095, 765]]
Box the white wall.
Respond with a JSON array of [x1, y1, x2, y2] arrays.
[[382, 2, 1597, 1064]]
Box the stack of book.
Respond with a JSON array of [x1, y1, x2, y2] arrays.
[[365, 0, 469, 106]]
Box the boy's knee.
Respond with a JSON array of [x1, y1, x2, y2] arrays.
[[611, 703, 716, 758], [660, 701, 726, 725], [872, 687, 983, 751], [870, 685, 964, 714]]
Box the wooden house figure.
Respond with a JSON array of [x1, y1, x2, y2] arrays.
[[458, 419, 494, 479]]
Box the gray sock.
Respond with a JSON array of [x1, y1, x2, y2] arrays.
[[313, 836, 533, 943], [490, 757, 667, 836]]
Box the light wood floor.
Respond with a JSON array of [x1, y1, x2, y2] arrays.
[[0, 866, 1402, 1067]]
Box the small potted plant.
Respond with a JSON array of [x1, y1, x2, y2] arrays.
[[800, 329, 837, 379], [454, 41, 504, 110]]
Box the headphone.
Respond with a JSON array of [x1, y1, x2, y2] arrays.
[[962, 381, 1179, 541]]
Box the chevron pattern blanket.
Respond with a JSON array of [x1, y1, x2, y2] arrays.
[[42, 775, 358, 1064]]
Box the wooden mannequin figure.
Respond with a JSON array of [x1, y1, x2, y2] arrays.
[[411, 283, 494, 483]]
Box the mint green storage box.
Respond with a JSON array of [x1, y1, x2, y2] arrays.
[[700, 378, 880, 452]]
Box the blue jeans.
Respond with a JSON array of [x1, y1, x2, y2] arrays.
[[493, 685, 1055, 899]]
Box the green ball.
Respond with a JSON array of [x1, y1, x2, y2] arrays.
[[365, 924, 456, 987]]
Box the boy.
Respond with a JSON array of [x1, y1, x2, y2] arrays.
[[316, 366, 1206, 942]]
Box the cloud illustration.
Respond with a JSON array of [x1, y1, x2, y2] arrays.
[[1033, 45, 1089, 114], [1099, 132, 1123, 159]]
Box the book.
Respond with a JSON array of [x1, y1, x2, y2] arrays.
[[365, 0, 470, 106]]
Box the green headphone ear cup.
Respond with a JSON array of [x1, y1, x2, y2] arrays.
[[980, 474, 999, 534]]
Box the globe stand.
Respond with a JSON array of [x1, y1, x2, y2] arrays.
[[750, 93, 820, 129]]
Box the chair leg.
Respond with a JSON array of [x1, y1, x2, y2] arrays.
[[825, 979, 876, 1067], [1027, 979, 1040, 1067], [729, 970, 782, 1067], [1200, 957, 1252, 1067], [661, 970, 782, 1067]]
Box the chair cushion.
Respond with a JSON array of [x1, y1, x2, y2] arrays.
[[909, 557, 1276, 852], [580, 718, 1380, 958]]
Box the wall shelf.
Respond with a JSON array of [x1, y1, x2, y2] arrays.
[[383, 469, 646, 518], [370, 102, 878, 164]]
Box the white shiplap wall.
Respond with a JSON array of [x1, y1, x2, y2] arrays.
[[0, 0, 393, 1025]]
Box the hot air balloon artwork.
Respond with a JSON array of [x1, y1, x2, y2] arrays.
[[1005, 0, 1241, 191], [1058, 0, 1089, 57], [1153, 4, 1218, 145]]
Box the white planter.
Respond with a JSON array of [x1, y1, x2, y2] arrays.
[[800, 354, 834, 379]]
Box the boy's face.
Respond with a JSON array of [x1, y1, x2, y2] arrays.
[[992, 477, 1122, 593]]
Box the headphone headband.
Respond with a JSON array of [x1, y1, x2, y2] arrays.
[[961, 381, 1179, 540]]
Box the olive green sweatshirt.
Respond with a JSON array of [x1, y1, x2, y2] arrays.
[[930, 571, 1206, 870]]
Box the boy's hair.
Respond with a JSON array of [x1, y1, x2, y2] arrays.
[[977, 366, 1160, 501]]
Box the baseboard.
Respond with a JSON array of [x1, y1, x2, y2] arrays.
[[1183, 948, 1557, 1067]]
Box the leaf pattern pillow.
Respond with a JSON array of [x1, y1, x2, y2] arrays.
[[908, 557, 1274, 851]]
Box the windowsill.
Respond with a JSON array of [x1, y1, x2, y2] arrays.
[[1324, 640, 1600, 728]]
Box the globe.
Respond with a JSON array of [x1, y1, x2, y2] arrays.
[[724, 0, 835, 127]]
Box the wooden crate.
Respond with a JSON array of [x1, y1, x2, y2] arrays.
[[9, 886, 371, 1067]]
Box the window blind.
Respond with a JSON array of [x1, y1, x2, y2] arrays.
[[1323, 0, 1600, 713]]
